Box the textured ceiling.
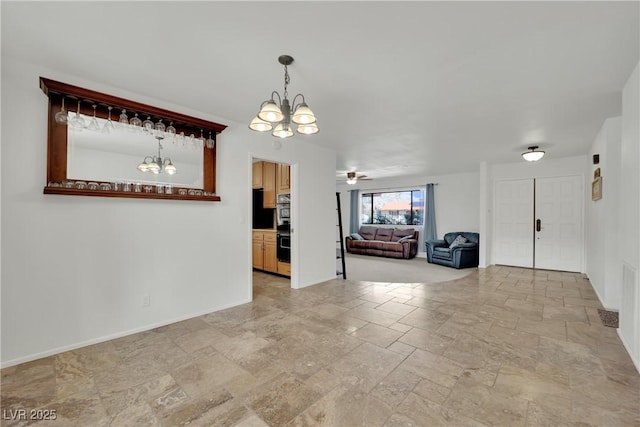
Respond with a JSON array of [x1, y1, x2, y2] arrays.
[[2, 1, 638, 180]]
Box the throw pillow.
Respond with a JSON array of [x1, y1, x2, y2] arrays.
[[350, 233, 365, 240], [398, 236, 413, 242], [449, 234, 468, 248]]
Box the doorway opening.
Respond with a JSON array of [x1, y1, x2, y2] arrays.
[[251, 157, 293, 295]]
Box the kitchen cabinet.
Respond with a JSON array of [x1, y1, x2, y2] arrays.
[[252, 162, 263, 189], [252, 161, 276, 208], [277, 163, 291, 194], [252, 230, 277, 273], [277, 261, 291, 276], [262, 162, 276, 208]]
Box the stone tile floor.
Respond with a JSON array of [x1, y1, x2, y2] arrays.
[[1, 266, 639, 426]]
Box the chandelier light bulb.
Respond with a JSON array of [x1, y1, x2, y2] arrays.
[[148, 161, 160, 173], [292, 103, 316, 125], [272, 123, 294, 138], [258, 101, 284, 123], [137, 161, 149, 172], [249, 116, 273, 132], [164, 162, 176, 175], [297, 123, 319, 135]]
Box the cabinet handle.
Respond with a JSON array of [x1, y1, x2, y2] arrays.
[[536, 219, 541, 232]]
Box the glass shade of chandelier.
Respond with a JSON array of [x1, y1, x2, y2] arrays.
[[249, 55, 319, 138], [137, 135, 176, 175], [521, 146, 545, 162]]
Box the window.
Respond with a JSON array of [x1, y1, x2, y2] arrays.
[[360, 190, 424, 225]]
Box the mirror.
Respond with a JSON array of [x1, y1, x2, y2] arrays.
[[40, 77, 227, 201], [67, 115, 204, 187]]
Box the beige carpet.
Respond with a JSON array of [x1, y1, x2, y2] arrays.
[[341, 253, 473, 284]]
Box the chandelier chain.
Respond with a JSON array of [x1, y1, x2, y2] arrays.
[[283, 64, 290, 99]]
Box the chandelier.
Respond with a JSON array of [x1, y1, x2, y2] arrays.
[[137, 135, 176, 175], [522, 146, 545, 162], [249, 55, 319, 138]]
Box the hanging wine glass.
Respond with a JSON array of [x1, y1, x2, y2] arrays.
[[196, 129, 205, 148], [129, 113, 142, 131], [69, 100, 86, 131], [55, 96, 68, 125], [177, 131, 186, 147], [119, 109, 129, 129], [155, 119, 165, 137], [142, 116, 154, 133], [102, 106, 115, 134], [188, 133, 196, 149], [206, 131, 215, 149], [166, 122, 176, 142], [87, 104, 100, 131]]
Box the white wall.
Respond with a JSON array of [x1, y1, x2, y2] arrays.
[[485, 155, 589, 269], [1, 57, 337, 366], [586, 117, 621, 310], [337, 171, 480, 256], [617, 62, 640, 371]]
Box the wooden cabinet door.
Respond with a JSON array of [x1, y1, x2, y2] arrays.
[[252, 161, 263, 189], [252, 232, 264, 269], [264, 239, 278, 273], [277, 163, 290, 194], [262, 162, 276, 208]]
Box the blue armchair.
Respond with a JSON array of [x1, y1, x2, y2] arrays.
[[425, 232, 479, 269]]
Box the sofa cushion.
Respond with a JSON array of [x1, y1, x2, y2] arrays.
[[449, 235, 468, 248], [350, 233, 365, 240], [381, 242, 404, 252], [391, 228, 416, 242], [358, 226, 378, 240], [374, 228, 394, 242], [433, 247, 452, 259]]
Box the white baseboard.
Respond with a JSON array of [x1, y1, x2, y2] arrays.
[[1, 298, 251, 369], [618, 329, 640, 374]]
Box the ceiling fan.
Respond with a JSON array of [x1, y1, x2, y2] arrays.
[[345, 171, 372, 185]]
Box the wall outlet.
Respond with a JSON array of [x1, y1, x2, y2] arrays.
[[142, 294, 151, 307]]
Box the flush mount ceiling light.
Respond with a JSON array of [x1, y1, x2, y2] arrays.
[[522, 146, 545, 162], [249, 55, 319, 139]]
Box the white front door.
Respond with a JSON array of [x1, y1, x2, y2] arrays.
[[494, 179, 535, 268], [534, 176, 583, 272]]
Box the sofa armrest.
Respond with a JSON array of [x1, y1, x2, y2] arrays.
[[400, 239, 418, 259]]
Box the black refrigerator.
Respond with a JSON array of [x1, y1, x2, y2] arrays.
[[252, 189, 274, 229]]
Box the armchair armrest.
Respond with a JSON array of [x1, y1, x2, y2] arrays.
[[425, 239, 447, 248], [424, 239, 446, 262], [450, 242, 478, 250], [450, 242, 479, 269]]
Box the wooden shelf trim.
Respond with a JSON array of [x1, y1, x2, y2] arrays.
[[44, 186, 221, 202]]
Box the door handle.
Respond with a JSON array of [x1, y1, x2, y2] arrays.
[[536, 219, 541, 232]]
